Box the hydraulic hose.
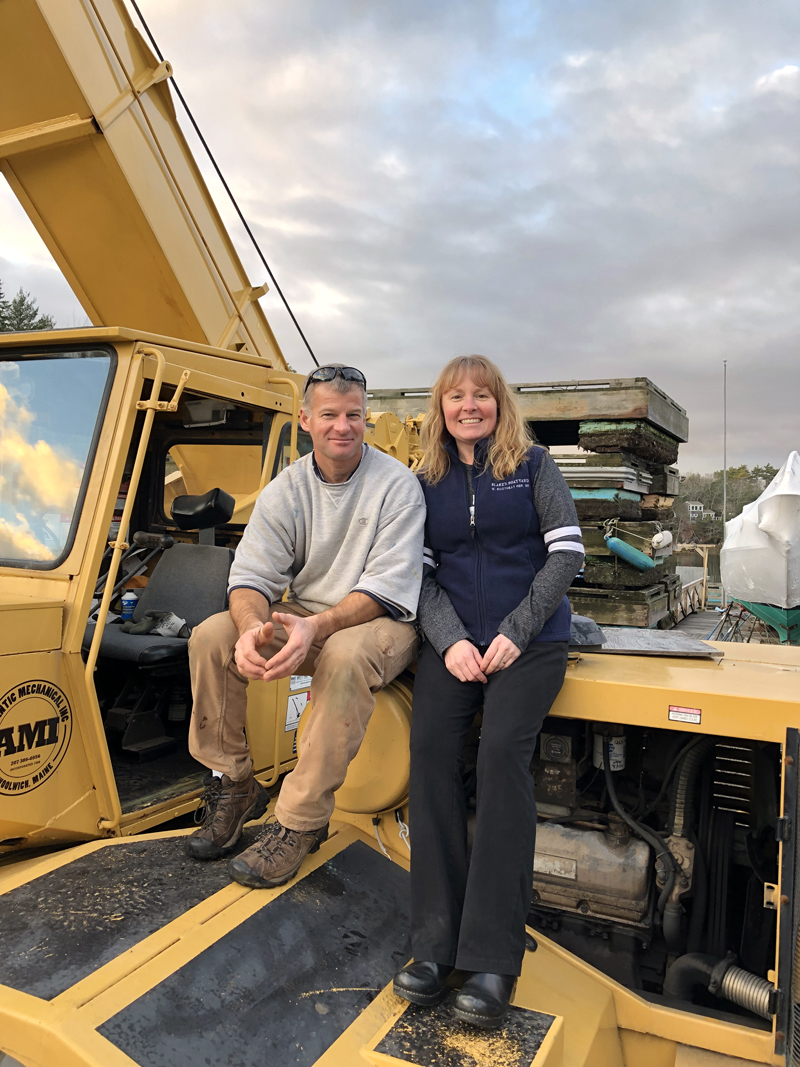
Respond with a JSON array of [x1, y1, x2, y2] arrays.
[[670, 737, 716, 837], [664, 953, 774, 1020], [662, 902, 684, 955], [644, 735, 705, 817], [602, 744, 679, 914], [686, 830, 707, 954], [663, 952, 717, 998]]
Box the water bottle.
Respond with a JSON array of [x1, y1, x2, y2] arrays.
[[120, 590, 138, 620]]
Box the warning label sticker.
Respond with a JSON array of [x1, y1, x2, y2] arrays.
[[669, 705, 702, 725], [285, 691, 310, 732], [289, 675, 312, 692]]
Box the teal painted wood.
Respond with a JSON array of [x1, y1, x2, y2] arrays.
[[735, 601, 800, 644], [569, 488, 642, 501]]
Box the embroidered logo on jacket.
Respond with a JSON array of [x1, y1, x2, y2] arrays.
[[491, 477, 528, 492]]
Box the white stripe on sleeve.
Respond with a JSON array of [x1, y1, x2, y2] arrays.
[[548, 541, 585, 554], [544, 526, 583, 544]]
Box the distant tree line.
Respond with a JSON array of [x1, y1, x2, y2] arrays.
[[0, 279, 56, 332], [676, 464, 780, 543]]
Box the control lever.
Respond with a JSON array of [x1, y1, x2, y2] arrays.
[[91, 533, 174, 609], [133, 531, 175, 550]]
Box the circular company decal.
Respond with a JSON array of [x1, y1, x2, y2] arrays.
[[0, 680, 72, 795]]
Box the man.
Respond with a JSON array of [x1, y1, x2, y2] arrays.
[[185, 364, 424, 890]]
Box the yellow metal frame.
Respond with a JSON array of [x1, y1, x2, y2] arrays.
[[0, 328, 306, 853], [0, 818, 784, 1067], [0, 336, 795, 1063]]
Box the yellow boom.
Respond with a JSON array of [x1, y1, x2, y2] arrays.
[[0, 0, 288, 368]]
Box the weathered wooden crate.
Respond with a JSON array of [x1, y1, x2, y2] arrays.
[[662, 573, 683, 610], [581, 522, 672, 559], [553, 452, 653, 493], [582, 556, 675, 589], [649, 464, 681, 496], [578, 420, 679, 465], [568, 584, 669, 628], [366, 377, 688, 442]]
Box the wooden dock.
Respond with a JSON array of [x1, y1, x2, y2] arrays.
[[674, 610, 720, 641]]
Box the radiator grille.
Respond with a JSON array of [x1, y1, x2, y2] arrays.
[[712, 740, 754, 830]]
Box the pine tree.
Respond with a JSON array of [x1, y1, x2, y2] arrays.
[[1, 286, 56, 332]]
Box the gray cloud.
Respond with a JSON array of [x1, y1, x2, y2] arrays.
[[0, 254, 90, 329], [5, 1, 800, 472]]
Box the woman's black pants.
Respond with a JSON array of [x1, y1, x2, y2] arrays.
[[409, 638, 569, 976]]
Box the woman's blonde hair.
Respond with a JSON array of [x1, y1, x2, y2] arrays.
[[419, 355, 531, 484]]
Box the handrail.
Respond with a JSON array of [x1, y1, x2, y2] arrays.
[[264, 685, 289, 789], [84, 347, 188, 830], [254, 375, 301, 787], [229, 377, 303, 521], [263, 376, 301, 486]]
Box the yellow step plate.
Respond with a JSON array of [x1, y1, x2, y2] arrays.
[[0, 814, 780, 1067], [0, 820, 422, 1067]]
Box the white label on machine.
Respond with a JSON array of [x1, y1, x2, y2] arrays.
[[285, 691, 309, 732], [592, 732, 626, 771], [534, 854, 578, 880], [669, 705, 701, 724], [290, 675, 312, 692]]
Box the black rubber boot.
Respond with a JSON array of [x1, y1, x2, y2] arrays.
[[453, 972, 517, 1028], [393, 961, 454, 1006]]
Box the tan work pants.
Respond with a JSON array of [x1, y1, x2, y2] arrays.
[[188, 604, 417, 830]]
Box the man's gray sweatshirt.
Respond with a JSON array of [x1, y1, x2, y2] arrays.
[[228, 445, 425, 622]]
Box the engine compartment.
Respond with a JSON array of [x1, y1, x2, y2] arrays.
[[524, 718, 780, 1024]]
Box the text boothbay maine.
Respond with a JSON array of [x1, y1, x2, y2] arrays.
[[0, 680, 73, 794]]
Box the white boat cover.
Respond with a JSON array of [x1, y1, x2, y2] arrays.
[[721, 452, 800, 608]]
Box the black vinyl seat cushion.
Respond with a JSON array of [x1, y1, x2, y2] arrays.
[[84, 543, 234, 669], [82, 623, 189, 667]]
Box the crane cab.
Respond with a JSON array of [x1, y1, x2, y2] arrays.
[[0, 326, 316, 852]]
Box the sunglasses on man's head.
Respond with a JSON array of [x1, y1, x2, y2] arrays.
[[304, 366, 367, 391]]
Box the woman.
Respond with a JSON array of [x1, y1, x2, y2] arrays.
[[393, 355, 585, 1028]]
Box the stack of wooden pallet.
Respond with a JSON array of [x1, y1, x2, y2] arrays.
[[366, 376, 689, 629], [513, 378, 687, 629]]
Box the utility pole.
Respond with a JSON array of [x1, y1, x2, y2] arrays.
[[722, 359, 727, 609], [722, 360, 727, 528]]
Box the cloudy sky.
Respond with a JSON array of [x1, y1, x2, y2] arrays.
[[2, 0, 799, 472]]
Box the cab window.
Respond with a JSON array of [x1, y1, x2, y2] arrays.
[[0, 349, 114, 568]]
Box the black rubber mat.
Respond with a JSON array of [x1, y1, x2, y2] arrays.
[[0, 836, 243, 999], [375, 993, 554, 1066], [99, 840, 411, 1067]]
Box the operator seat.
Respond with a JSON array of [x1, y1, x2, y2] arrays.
[[83, 488, 236, 667]]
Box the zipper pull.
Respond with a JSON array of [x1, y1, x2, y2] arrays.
[[470, 494, 475, 533]]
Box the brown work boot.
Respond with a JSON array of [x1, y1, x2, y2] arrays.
[[184, 771, 268, 860], [227, 819, 328, 888]]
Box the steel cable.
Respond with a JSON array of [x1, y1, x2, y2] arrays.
[[127, 0, 319, 366]]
